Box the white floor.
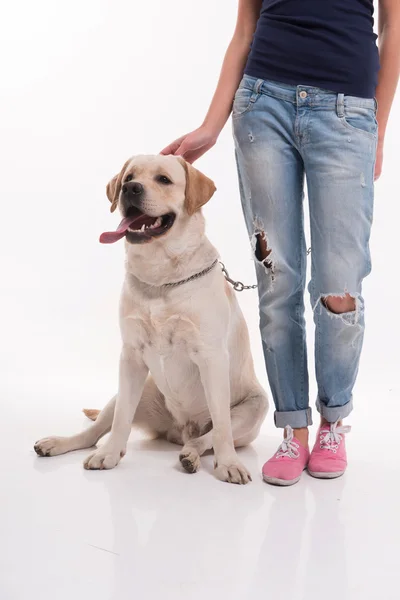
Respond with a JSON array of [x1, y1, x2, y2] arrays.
[[1, 383, 399, 600]]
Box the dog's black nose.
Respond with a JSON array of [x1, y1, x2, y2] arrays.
[[122, 181, 144, 196]]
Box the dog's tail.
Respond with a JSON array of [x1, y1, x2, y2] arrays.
[[82, 408, 100, 421]]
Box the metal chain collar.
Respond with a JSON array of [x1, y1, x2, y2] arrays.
[[163, 258, 219, 288]]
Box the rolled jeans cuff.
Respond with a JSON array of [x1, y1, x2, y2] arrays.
[[316, 396, 354, 423], [274, 408, 313, 429]]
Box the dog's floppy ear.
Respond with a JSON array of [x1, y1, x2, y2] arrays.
[[106, 159, 131, 213], [178, 157, 216, 216]]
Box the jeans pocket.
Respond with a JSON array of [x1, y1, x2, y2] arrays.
[[340, 105, 378, 139], [232, 88, 254, 118]]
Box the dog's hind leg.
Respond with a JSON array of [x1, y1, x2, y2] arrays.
[[179, 391, 268, 476], [83, 408, 100, 421], [231, 390, 268, 448], [34, 377, 172, 458], [34, 396, 117, 457]]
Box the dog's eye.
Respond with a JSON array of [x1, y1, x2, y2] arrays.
[[125, 174, 133, 182], [156, 175, 172, 185]]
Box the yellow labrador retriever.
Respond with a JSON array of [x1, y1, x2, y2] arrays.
[[34, 155, 268, 484]]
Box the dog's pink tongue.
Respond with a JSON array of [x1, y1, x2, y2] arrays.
[[99, 215, 137, 244]]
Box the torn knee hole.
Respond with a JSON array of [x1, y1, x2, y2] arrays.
[[322, 294, 356, 314], [255, 231, 274, 272]]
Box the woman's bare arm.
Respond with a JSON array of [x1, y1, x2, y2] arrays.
[[375, 0, 400, 179], [161, 0, 262, 163], [202, 0, 262, 134]]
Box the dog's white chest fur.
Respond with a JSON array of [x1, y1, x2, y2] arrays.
[[122, 303, 206, 422]]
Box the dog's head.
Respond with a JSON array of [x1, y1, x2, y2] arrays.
[[100, 155, 216, 245]]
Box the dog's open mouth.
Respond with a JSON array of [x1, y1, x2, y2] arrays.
[[99, 207, 176, 244]]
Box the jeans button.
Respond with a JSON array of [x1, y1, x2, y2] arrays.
[[300, 91, 307, 99]]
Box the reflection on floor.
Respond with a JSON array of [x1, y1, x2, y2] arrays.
[[1, 392, 398, 600]]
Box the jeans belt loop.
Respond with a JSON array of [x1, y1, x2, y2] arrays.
[[337, 93, 345, 118], [251, 78, 264, 103]]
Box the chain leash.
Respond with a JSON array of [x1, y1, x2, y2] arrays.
[[220, 248, 311, 292], [219, 262, 258, 292]]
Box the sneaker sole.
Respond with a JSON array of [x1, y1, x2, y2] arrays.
[[262, 474, 301, 486], [308, 469, 345, 479]]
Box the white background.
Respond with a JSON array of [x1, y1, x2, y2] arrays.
[[1, 2, 399, 599]]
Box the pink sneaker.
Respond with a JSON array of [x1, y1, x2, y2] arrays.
[[262, 426, 309, 486], [308, 420, 351, 479]]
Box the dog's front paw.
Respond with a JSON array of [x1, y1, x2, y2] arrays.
[[214, 458, 252, 485], [34, 437, 68, 457], [179, 449, 201, 474], [83, 446, 125, 470]]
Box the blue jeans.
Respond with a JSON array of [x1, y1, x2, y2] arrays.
[[233, 76, 377, 429]]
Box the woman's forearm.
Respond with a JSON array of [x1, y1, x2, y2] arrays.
[[375, 1, 400, 140], [160, 1, 261, 161], [201, 0, 262, 136], [202, 35, 252, 135]]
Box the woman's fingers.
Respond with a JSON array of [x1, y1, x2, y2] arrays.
[[180, 143, 215, 164], [174, 138, 195, 157], [161, 127, 217, 163], [160, 142, 179, 155], [160, 136, 185, 155]]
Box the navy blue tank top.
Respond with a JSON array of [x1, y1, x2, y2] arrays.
[[245, 0, 379, 98]]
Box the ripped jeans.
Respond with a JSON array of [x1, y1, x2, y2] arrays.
[[233, 76, 377, 428]]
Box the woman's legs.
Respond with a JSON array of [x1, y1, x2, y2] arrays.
[[233, 80, 377, 484]]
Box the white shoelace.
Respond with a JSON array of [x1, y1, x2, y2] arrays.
[[320, 420, 351, 453], [276, 426, 300, 459]]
